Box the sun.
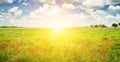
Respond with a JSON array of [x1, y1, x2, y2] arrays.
[[54, 24, 63, 32]]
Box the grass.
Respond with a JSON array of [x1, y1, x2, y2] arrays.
[[0, 28, 120, 62]]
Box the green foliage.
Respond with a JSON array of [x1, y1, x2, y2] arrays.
[[0, 26, 23, 28], [90, 24, 107, 28], [118, 23, 120, 26], [112, 23, 118, 28]]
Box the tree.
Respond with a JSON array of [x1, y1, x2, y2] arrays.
[[112, 23, 118, 28], [90, 24, 107, 28], [101, 24, 107, 28], [118, 23, 120, 26], [94, 25, 99, 28], [90, 25, 93, 28]]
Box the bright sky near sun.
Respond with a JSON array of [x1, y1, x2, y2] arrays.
[[0, 0, 120, 27]]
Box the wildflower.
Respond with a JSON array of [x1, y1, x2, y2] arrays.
[[0, 46, 6, 50], [6, 40, 11, 43], [101, 54, 107, 61], [0, 40, 2, 43], [9, 45, 15, 49], [8, 55, 11, 60], [3, 57, 6, 61], [16, 60, 19, 62], [16, 50, 21, 54]]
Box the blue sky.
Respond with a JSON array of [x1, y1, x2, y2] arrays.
[[0, 0, 120, 27]]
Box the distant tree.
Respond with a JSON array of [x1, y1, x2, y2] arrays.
[[90, 24, 107, 28], [94, 25, 99, 28], [119, 23, 120, 26], [0, 26, 23, 28], [90, 25, 93, 28], [101, 24, 107, 28], [112, 23, 118, 28]]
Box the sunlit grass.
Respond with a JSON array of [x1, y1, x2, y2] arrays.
[[0, 28, 120, 62]]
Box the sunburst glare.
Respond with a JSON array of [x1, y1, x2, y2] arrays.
[[54, 24, 63, 32]]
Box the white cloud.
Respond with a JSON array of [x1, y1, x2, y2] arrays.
[[105, 0, 111, 4], [14, 10, 23, 16], [0, 0, 13, 5], [23, 4, 81, 27], [8, 7, 18, 13], [7, 0, 14, 3], [18, 0, 23, 3], [37, 0, 83, 4], [0, 12, 13, 25], [108, 5, 120, 11], [94, 10, 106, 16], [82, 0, 104, 8], [30, 4, 75, 17], [36, 0, 105, 6], [62, 0, 74, 3], [8, 6, 23, 16], [22, 2, 28, 6], [111, 0, 120, 4], [59, 0, 84, 4], [37, 0, 56, 4], [62, 3, 75, 10], [1, 3, 120, 27], [24, 5, 119, 27], [104, 14, 120, 26], [0, 15, 5, 22]]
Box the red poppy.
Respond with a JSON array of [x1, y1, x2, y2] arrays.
[[16, 50, 21, 54], [9, 45, 15, 49], [8, 55, 11, 60], [101, 54, 107, 61], [3, 57, 6, 61], [0, 40, 2, 43], [16, 60, 19, 62], [0, 46, 6, 50], [6, 40, 11, 43]]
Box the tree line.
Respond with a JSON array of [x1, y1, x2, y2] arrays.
[[0, 26, 23, 28], [90, 24, 107, 28], [90, 23, 120, 28]]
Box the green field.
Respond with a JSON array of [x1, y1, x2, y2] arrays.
[[0, 28, 120, 62]]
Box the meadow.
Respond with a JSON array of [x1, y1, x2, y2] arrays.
[[0, 28, 120, 62]]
